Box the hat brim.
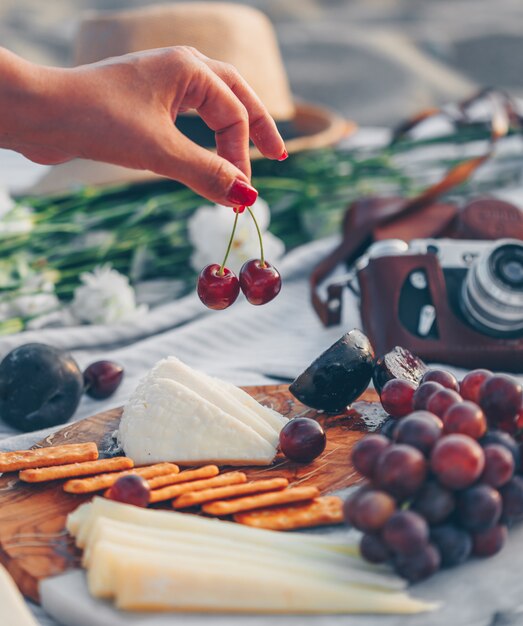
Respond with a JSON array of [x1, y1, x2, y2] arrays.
[[27, 102, 356, 196]]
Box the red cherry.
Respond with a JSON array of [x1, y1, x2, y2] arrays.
[[197, 264, 240, 310], [239, 259, 282, 305]]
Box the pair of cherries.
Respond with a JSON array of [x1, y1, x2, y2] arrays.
[[197, 205, 282, 310]]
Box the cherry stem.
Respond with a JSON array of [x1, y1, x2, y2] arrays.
[[247, 206, 265, 267], [219, 210, 240, 275]]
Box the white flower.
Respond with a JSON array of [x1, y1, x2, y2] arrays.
[[10, 292, 61, 318], [71, 265, 147, 325], [188, 197, 285, 274], [0, 188, 33, 237]]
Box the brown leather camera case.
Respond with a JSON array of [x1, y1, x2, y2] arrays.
[[358, 253, 523, 372]]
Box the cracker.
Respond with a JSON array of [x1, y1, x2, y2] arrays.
[[63, 462, 178, 494], [0, 442, 98, 473], [19, 456, 133, 483], [202, 486, 320, 516], [149, 471, 246, 504], [173, 477, 289, 509], [148, 465, 219, 490], [233, 496, 344, 530]]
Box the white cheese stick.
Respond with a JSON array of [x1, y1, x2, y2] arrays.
[[0, 564, 38, 626], [87, 542, 433, 614], [149, 358, 281, 444], [118, 378, 277, 466]]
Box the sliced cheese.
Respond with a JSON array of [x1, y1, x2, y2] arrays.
[[220, 379, 288, 430], [87, 542, 431, 614], [148, 357, 280, 445], [118, 377, 277, 466], [0, 564, 38, 626]]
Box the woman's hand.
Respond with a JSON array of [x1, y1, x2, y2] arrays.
[[0, 46, 287, 206]]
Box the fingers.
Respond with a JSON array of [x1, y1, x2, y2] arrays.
[[151, 123, 258, 207], [190, 51, 286, 161]]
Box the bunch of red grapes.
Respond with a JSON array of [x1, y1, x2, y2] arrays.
[[345, 368, 523, 583]]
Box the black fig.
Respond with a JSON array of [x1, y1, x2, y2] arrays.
[[373, 346, 427, 394], [290, 330, 374, 413], [0, 343, 83, 432]]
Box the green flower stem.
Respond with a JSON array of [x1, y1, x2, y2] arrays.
[[247, 206, 265, 267], [219, 210, 240, 276]]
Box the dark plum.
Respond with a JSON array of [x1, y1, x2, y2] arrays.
[[383, 510, 429, 556], [289, 330, 374, 413], [372, 346, 427, 394], [481, 444, 514, 488], [443, 401, 487, 440], [374, 444, 427, 499], [421, 369, 460, 392], [412, 381, 444, 411], [279, 417, 326, 463], [394, 543, 441, 583], [430, 525, 472, 568], [460, 369, 493, 404], [380, 379, 416, 418], [431, 435, 485, 489], [0, 343, 83, 432], [479, 375, 522, 424], [351, 434, 390, 478], [360, 533, 390, 564], [84, 360, 124, 399], [411, 480, 455, 525], [427, 388, 462, 419], [394, 411, 443, 456], [456, 484, 502, 532], [472, 525, 507, 557]]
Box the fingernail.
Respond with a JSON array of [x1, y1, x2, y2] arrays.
[[227, 180, 258, 206], [234, 205, 246, 214], [278, 150, 289, 161]]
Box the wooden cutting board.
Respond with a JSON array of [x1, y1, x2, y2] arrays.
[[0, 384, 383, 603]]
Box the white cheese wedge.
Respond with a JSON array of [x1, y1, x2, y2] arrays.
[[87, 542, 430, 614], [0, 564, 38, 626], [146, 357, 281, 445], [219, 379, 288, 430], [118, 377, 277, 465]]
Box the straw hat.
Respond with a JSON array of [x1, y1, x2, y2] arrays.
[[30, 3, 355, 194]]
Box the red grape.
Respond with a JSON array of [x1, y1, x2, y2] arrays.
[[360, 533, 390, 564], [107, 474, 150, 507], [456, 484, 502, 532], [394, 543, 440, 583], [351, 434, 390, 478], [472, 524, 507, 557], [500, 475, 523, 523], [480, 430, 520, 473], [383, 510, 429, 555], [279, 417, 326, 463], [431, 434, 485, 489], [374, 444, 427, 499], [342, 485, 370, 526], [380, 417, 399, 440], [481, 444, 515, 488], [411, 480, 455, 525], [427, 388, 463, 418], [412, 381, 444, 411], [84, 360, 124, 399], [351, 490, 396, 532], [379, 379, 416, 418], [430, 524, 472, 568], [460, 369, 493, 404], [394, 411, 442, 456], [442, 401, 487, 440], [421, 369, 460, 392], [479, 375, 523, 423]]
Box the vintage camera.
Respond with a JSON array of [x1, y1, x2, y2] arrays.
[[348, 238, 523, 371]]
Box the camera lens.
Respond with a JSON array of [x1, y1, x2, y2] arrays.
[[461, 239, 523, 338]]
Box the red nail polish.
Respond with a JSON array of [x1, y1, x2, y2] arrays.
[[278, 150, 289, 161], [234, 205, 246, 214], [227, 180, 258, 206]]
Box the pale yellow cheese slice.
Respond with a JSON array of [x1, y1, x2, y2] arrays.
[[0, 564, 38, 626]]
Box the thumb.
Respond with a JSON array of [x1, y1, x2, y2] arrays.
[[151, 128, 258, 208]]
